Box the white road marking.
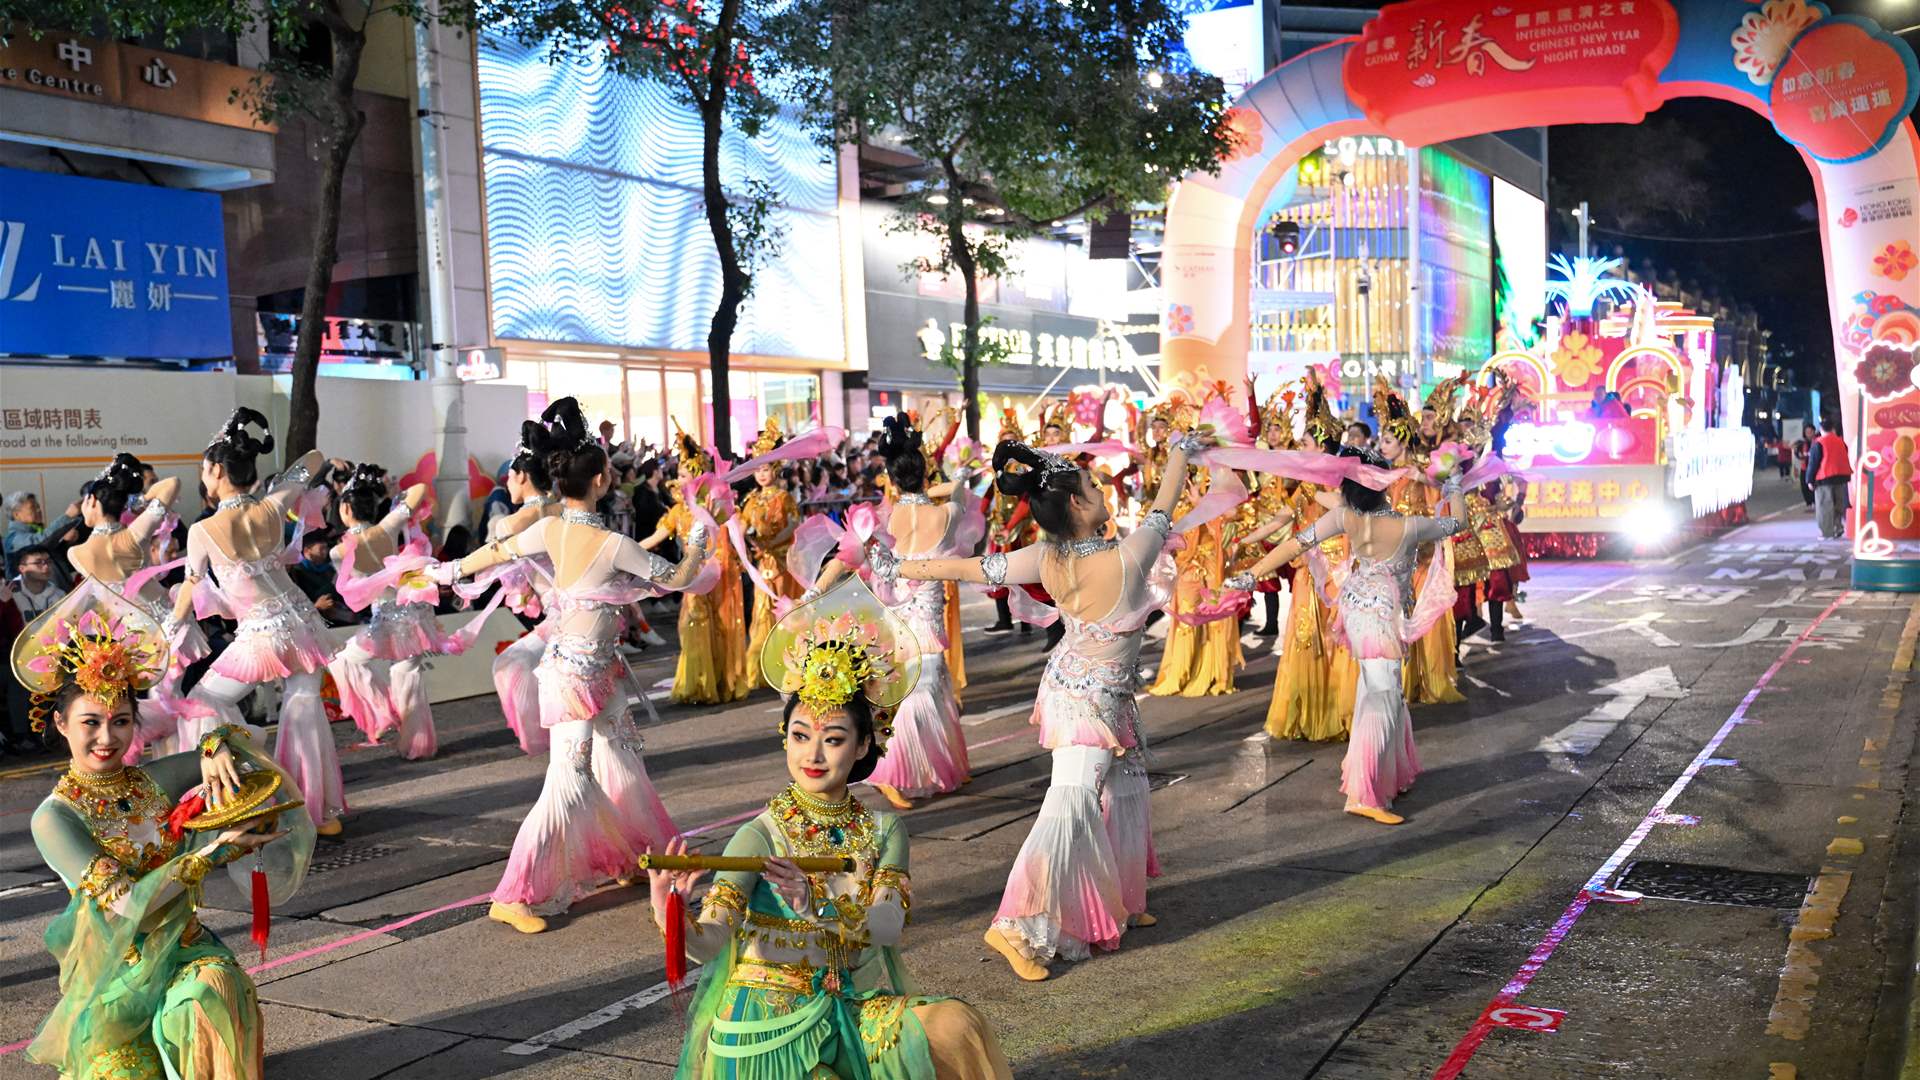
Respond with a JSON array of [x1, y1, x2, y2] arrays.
[[962, 700, 1035, 727], [503, 980, 677, 1055], [1537, 666, 1689, 756], [1564, 574, 1636, 606], [1462, 673, 1511, 698], [0, 881, 60, 901]]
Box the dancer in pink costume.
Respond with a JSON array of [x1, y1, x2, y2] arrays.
[[172, 409, 345, 835], [811, 413, 980, 810], [472, 421, 564, 757], [1228, 447, 1467, 825], [329, 467, 441, 760], [878, 433, 1202, 981], [66, 453, 211, 762], [436, 399, 713, 934]]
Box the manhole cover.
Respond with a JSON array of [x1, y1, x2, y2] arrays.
[[1613, 861, 1812, 908], [309, 843, 398, 875]]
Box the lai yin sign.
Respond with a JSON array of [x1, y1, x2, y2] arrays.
[[0, 166, 233, 360]]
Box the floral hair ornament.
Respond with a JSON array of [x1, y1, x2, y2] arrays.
[[11, 586, 170, 733], [760, 574, 919, 746]]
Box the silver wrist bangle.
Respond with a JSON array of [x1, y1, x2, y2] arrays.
[[1223, 571, 1255, 592], [281, 463, 312, 487]]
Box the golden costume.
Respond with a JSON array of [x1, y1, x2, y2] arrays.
[[741, 432, 805, 670], [664, 435, 753, 705], [1264, 483, 1358, 740], [1372, 378, 1463, 706], [1149, 475, 1242, 697]]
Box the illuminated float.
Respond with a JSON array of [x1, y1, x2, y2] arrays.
[[1159, 0, 1920, 589], [1481, 255, 1755, 556]]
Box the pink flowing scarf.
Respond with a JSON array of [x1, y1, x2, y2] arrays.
[[720, 425, 847, 484]]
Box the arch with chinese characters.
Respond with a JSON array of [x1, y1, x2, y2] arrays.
[[1162, 0, 1920, 585]]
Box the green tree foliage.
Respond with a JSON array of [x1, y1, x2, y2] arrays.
[[779, 0, 1239, 439], [1, 0, 478, 458]]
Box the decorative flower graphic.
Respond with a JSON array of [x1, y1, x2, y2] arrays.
[[1551, 331, 1603, 388], [1875, 241, 1919, 282], [1166, 303, 1195, 337], [1839, 207, 1860, 228], [1220, 108, 1264, 162], [1731, 0, 1821, 85], [1853, 341, 1915, 401]]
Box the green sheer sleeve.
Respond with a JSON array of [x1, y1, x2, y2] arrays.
[[26, 802, 220, 1077], [687, 821, 771, 964]]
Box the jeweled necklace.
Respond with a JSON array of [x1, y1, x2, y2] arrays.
[[896, 493, 934, 506], [1057, 535, 1117, 557], [561, 508, 605, 528], [91, 522, 125, 539], [216, 493, 258, 513], [789, 784, 858, 826]]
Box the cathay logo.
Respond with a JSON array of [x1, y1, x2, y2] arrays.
[[0, 221, 42, 301]]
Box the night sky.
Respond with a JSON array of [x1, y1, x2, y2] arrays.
[[1544, 0, 1918, 398]]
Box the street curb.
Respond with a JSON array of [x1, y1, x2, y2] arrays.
[[1869, 605, 1920, 1080]]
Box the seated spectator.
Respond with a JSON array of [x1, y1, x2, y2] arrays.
[[5, 492, 81, 581], [289, 531, 359, 627]]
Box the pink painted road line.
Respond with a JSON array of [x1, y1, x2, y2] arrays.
[[1430, 591, 1849, 1080]]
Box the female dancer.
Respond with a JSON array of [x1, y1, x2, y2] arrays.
[[17, 587, 311, 1079], [1230, 451, 1466, 824], [648, 581, 1012, 1079], [741, 418, 805, 663], [173, 409, 345, 835], [1147, 464, 1240, 697], [329, 467, 439, 759], [879, 434, 1201, 980], [1372, 379, 1464, 705], [812, 414, 973, 810], [480, 418, 565, 757], [641, 432, 751, 705], [1256, 385, 1358, 741], [438, 409, 712, 934], [67, 453, 208, 761]]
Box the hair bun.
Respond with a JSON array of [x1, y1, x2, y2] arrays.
[[517, 419, 552, 457], [217, 407, 275, 458], [343, 462, 389, 497], [878, 414, 923, 460], [991, 439, 1043, 498], [541, 397, 592, 452]]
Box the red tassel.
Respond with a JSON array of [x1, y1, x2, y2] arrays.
[[164, 792, 207, 842], [250, 868, 271, 964], [664, 890, 687, 990]]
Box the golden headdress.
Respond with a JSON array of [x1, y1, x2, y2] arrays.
[[1303, 381, 1341, 445], [760, 575, 919, 744], [11, 586, 169, 734], [672, 420, 712, 478], [1260, 387, 1296, 448], [1371, 376, 1415, 443], [750, 415, 785, 458], [996, 402, 1025, 445]]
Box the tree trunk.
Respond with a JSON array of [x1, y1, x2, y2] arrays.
[[286, 21, 368, 460], [941, 163, 981, 442], [699, 0, 747, 459]]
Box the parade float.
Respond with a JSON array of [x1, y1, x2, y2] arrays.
[[1481, 255, 1755, 557]]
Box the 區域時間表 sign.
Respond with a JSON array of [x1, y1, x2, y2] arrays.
[[0, 166, 233, 361]]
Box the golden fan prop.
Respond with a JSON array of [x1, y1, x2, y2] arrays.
[[180, 769, 303, 833]]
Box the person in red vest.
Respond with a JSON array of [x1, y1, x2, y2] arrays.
[[1806, 419, 1852, 540]]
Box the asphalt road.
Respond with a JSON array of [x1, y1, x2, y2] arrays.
[[4, 471, 1916, 1079]]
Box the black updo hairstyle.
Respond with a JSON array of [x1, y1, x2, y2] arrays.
[[342, 462, 392, 525], [541, 397, 606, 501], [877, 413, 927, 494], [84, 452, 146, 519], [780, 693, 884, 784], [1337, 445, 1390, 515], [204, 407, 274, 489], [992, 440, 1086, 538], [510, 419, 555, 493]]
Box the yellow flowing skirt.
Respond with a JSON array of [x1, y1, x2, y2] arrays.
[[1402, 565, 1464, 706], [674, 546, 753, 705], [944, 581, 967, 695], [1266, 574, 1357, 741]]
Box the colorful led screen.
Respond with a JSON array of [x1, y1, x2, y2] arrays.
[[1416, 147, 1492, 372], [1492, 177, 1548, 350], [475, 37, 844, 360]]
